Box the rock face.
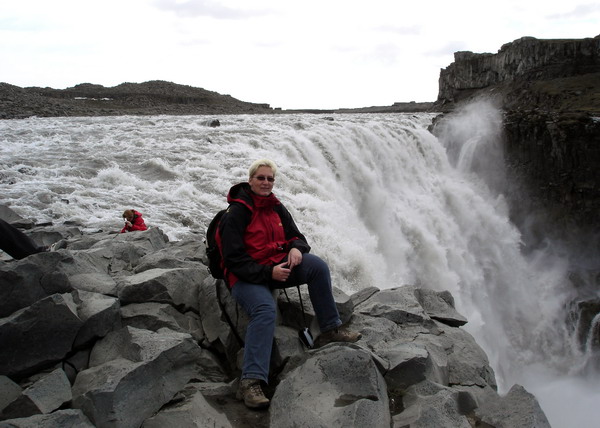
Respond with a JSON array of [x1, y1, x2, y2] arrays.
[[436, 35, 600, 110], [0, 205, 551, 427], [432, 35, 600, 363], [434, 35, 600, 240], [503, 109, 600, 236], [0, 81, 274, 119]]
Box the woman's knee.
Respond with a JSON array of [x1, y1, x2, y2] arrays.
[[304, 253, 330, 275], [250, 300, 277, 323]]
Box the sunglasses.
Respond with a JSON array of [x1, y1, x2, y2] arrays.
[[254, 175, 275, 182]]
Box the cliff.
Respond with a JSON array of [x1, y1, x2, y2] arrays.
[[434, 35, 600, 242], [436, 35, 600, 112], [431, 36, 600, 365]]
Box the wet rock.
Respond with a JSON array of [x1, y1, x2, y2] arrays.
[[474, 384, 551, 428]]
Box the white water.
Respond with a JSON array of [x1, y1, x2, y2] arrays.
[[1, 110, 598, 426]]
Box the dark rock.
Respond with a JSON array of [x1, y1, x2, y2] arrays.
[[431, 35, 600, 299], [0, 293, 83, 378], [0, 253, 73, 317], [0, 220, 547, 427], [503, 109, 600, 235], [436, 35, 600, 111], [0, 409, 95, 427], [0, 368, 72, 420], [204, 119, 221, 127], [0, 81, 274, 119]]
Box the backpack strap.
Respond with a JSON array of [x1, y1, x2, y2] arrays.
[[282, 286, 309, 329]]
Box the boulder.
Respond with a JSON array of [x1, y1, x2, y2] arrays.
[[392, 381, 477, 427], [120, 302, 204, 343], [198, 278, 247, 364], [355, 286, 432, 325], [270, 345, 390, 427], [276, 284, 355, 332], [133, 239, 205, 273], [0, 205, 27, 224], [71, 290, 121, 348], [0, 409, 95, 427], [474, 384, 551, 428], [72, 326, 225, 428], [141, 387, 232, 428], [0, 253, 72, 317], [0, 376, 22, 413], [0, 293, 83, 378], [0, 368, 72, 420], [57, 251, 120, 295], [117, 268, 203, 312], [434, 320, 497, 389], [414, 288, 467, 327]]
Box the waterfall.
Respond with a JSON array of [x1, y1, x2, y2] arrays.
[[1, 111, 598, 426], [431, 100, 600, 426]]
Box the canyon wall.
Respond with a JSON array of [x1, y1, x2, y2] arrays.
[[435, 35, 600, 242]]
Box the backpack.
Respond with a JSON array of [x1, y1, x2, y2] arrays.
[[205, 208, 227, 279]]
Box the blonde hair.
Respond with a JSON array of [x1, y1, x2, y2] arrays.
[[248, 159, 277, 178]]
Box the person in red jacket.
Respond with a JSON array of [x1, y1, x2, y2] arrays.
[[120, 209, 147, 233], [218, 159, 361, 410]]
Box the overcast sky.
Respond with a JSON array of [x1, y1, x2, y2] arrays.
[[2, 1, 598, 109]]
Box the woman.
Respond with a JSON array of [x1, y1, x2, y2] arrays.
[[120, 209, 148, 233], [218, 159, 361, 410]]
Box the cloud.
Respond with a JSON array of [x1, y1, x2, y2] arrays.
[[547, 3, 600, 19], [152, 0, 275, 20], [425, 41, 470, 57], [373, 24, 422, 36]]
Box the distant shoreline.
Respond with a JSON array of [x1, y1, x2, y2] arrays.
[[0, 80, 437, 120]]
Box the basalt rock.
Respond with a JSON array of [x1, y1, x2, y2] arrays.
[[436, 35, 600, 111], [432, 36, 600, 315], [431, 37, 600, 375], [0, 205, 550, 427]]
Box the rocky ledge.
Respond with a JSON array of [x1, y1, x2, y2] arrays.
[[0, 205, 550, 428]]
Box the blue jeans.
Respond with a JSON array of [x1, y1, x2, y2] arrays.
[[231, 253, 342, 383]]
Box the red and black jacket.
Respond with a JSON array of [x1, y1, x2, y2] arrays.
[[120, 210, 148, 233], [217, 182, 310, 287]]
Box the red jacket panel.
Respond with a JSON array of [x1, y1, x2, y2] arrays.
[[121, 210, 148, 233]]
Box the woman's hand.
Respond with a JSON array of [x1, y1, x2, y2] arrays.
[[287, 248, 303, 270], [272, 262, 291, 281]]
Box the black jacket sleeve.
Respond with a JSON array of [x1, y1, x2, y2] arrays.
[[219, 203, 274, 284]]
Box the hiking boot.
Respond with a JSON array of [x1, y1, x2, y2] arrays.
[[236, 378, 270, 409], [314, 327, 362, 348]]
